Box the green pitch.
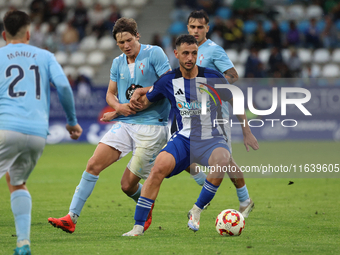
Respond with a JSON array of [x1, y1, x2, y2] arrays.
[[0, 141, 339, 254]]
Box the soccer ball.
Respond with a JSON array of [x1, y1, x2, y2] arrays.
[[215, 209, 245, 236]]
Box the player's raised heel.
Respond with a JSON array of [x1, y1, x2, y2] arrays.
[[122, 225, 144, 236], [13, 245, 31, 255], [187, 204, 202, 232], [144, 203, 154, 231], [239, 198, 254, 218], [48, 214, 76, 233]]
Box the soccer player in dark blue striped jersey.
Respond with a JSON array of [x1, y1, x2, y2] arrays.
[[186, 10, 254, 218], [122, 35, 258, 236]]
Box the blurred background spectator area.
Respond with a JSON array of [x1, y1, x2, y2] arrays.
[[1, 0, 340, 84]]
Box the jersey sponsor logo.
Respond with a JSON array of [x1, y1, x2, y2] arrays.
[[175, 88, 184, 95], [139, 63, 145, 75], [126, 84, 143, 100], [176, 100, 211, 116], [199, 54, 204, 65]]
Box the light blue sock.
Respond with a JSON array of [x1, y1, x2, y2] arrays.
[[11, 190, 32, 243], [236, 185, 249, 202], [69, 171, 99, 216], [193, 171, 207, 186], [129, 183, 142, 203], [195, 180, 219, 209]]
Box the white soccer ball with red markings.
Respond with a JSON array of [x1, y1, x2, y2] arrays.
[[215, 209, 245, 236]]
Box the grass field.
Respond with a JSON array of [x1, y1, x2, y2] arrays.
[[0, 141, 339, 254]]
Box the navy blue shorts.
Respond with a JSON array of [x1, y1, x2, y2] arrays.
[[160, 132, 231, 178]]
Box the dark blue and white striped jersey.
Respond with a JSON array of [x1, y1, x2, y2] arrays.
[[146, 66, 232, 140]]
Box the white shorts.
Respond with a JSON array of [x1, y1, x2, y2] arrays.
[[0, 130, 46, 186], [99, 122, 168, 179]]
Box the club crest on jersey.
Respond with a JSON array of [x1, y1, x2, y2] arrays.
[[126, 84, 143, 100], [199, 54, 204, 65], [197, 82, 222, 107], [139, 63, 145, 75]]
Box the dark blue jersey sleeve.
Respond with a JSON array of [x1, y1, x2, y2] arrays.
[[146, 78, 166, 102]]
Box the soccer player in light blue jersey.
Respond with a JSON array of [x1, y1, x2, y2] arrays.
[[186, 10, 255, 217], [122, 35, 259, 236], [48, 17, 172, 233], [0, 11, 82, 255]]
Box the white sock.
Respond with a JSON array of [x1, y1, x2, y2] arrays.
[[68, 212, 79, 224], [240, 198, 251, 207]]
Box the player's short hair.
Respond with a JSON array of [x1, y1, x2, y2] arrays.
[[187, 10, 209, 25], [3, 10, 31, 38], [175, 35, 198, 48], [112, 17, 138, 41]]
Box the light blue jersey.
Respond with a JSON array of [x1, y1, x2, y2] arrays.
[[0, 43, 77, 138], [110, 44, 171, 126], [197, 39, 234, 141]]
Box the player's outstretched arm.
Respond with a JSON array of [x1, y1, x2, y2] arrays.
[[229, 98, 259, 152], [66, 123, 83, 140], [100, 111, 119, 122]]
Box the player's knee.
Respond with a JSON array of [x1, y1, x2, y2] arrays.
[[120, 180, 133, 194], [149, 166, 166, 183], [86, 157, 103, 175]]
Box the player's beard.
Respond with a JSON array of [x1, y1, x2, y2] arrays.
[[181, 61, 195, 72]]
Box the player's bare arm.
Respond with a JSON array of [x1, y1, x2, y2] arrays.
[[228, 98, 259, 152], [224, 67, 239, 84], [100, 111, 118, 122], [106, 79, 136, 116]]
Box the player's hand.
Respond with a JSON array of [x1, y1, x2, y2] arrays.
[[100, 111, 119, 122], [116, 103, 136, 116], [130, 88, 143, 110], [243, 132, 259, 152], [66, 124, 83, 140]]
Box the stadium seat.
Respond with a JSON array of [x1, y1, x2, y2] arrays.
[[243, 20, 257, 34], [69, 51, 87, 66], [306, 5, 323, 19], [279, 21, 289, 33], [168, 21, 187, 35], [78, 66, 95, 79], [282, 49, 291, 62], [79, 36, 98, 52], [331, 49, 340, 63], [87, 51, 106, 66], [222, 0, 235, 6], [263, 20, 272, 32], [238, 49, 249, 64], [215, 7, 232, 19], [311, 64, 321, 77], [131, 0, 148, 8], [98, 36, 115, 51], [313, 49, 330, 64], [115, 0, 130, 9], [63, 66, 78, 79], [64, 0, 77, 8], [9, 0, 24, 8], [322, 64, 340, 78], [40, 22, 50, 34], [297, 20, 310, 33], [98, 0, 113, 7], [234, 64, 245, 78], [297, 48, 312, 64], [121, 8, 138, 19], [287, 5, 305, 20], [55, 51, 69, 66], [56, 23, 67, 35], [258, 49, 271, 63], [225, 49, 238, 64], [80, 0, 94, 8]]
